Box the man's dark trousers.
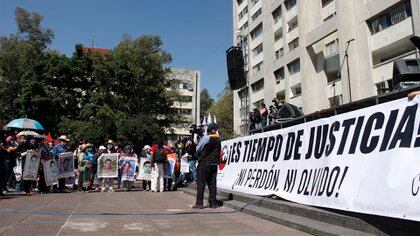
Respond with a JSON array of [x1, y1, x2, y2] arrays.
[[195, 162, 217, 206]]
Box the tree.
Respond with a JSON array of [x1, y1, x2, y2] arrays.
[[209, 84, 234, 140], [200, 89, 214, 117], [0, 7, 56, 129], [0, 7, 182, 149]]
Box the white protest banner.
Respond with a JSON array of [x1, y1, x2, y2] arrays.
[[42, 159, 59, 186], [138, 157, 152, 181], [58, 152, 75, 178], [23, 150, 40, 181], [217, 97, 420, 221], [180, 153, 190, 173], [97, 153, 118, 178], [119, 155, 138, 182]]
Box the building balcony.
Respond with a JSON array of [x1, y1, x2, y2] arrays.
[[274, 39, 284, 51], [251, 53, 264, 67], [238, 14, 249, 29], [250, 89, 264, 103], [289, 72, 301, 87], [370, 17, 413, 53], [273, 18, 283, 32], [275, 79, 286, 92], [287, 26, 299, 43], [322, 0, 336, 21], [250, 0, 262, 15], [250, 35, 263, 50], [372, 51, 416, 84], [237, 0, 247, 13], [286, 5, 297, 22], [289, 94, 302, 108]]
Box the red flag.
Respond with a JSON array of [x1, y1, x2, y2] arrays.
[[45, 132, 53, 143]]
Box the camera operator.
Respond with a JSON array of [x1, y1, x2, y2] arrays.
[[193, 123, 222, 209]]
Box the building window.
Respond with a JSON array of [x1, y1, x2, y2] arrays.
[[325, 39, 339, 57], [252, 61, 264, 73], [237, 0, 244, 5], [285, 0, 297, 11], [275, 48, 284, 60], [250, 23, 263, 40], [179, 95, 193, 103], [274, 28, 283, 42], [321, 0, 334, 7], [272, 6, 282, 23], [367, 1, 412, 34], [239, 7, 248, 20], [252, 8, 262, 21], [252, 43, 263, 57], [329, 95, 343, 108], [274, 67, 285, 84], [251, 78, 264, 92], [287, 16, 298, 32], [288, 37, 299, 51], [173, 108, 192, 115], [291, 83, 302, 97], [288, 59, 300, 75]]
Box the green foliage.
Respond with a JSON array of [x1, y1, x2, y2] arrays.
[[0, 7, 181, 149], [209, 84, 234, 140], [200, 89, 214, 117]]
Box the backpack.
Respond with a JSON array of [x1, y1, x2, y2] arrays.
[[154, 147, 167, 163]]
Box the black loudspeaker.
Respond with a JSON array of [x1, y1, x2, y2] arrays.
[[226, 46, 246, 90], [392, 58, 420, 90]]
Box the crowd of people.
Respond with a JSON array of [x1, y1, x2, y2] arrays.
[[249, 102, 270, 131], [0, 133, 200, 196]]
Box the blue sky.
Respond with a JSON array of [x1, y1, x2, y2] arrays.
[[0, 0, 233, 99]]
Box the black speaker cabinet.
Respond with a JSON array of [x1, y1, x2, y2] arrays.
[[392, 58, 420, 88], [226, 46, 246, 90]]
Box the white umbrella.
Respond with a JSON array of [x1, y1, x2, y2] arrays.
[[17, 131, 39, 136]]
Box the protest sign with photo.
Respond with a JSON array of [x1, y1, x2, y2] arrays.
[[217, 97, 420, 221], [138, 157, 152, 181], [119, 155, 137, 181], [42, 159, 59, 186], [180, 153, 190, 173], [23, 149, 40, 180], [58, 152, 75, 178], [97, 153, 118, 178], [164, 154, 176, 178]]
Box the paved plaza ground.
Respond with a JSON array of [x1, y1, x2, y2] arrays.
[[0, 189, 310, 236]]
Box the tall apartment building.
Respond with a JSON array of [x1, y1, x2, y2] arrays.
[[166, 68, 201, 145], [232, 0, 420, 135]]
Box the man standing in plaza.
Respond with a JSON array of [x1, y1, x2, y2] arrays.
[[193, 123, 222, 209]]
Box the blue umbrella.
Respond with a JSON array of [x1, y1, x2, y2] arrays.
[[5, 118, 45, 131]]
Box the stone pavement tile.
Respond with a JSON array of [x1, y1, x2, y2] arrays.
[[1, 225, 61, 236], [0, 190, 311, 236]]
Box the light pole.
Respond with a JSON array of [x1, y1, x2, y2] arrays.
[[337, 39, 355, 103]]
